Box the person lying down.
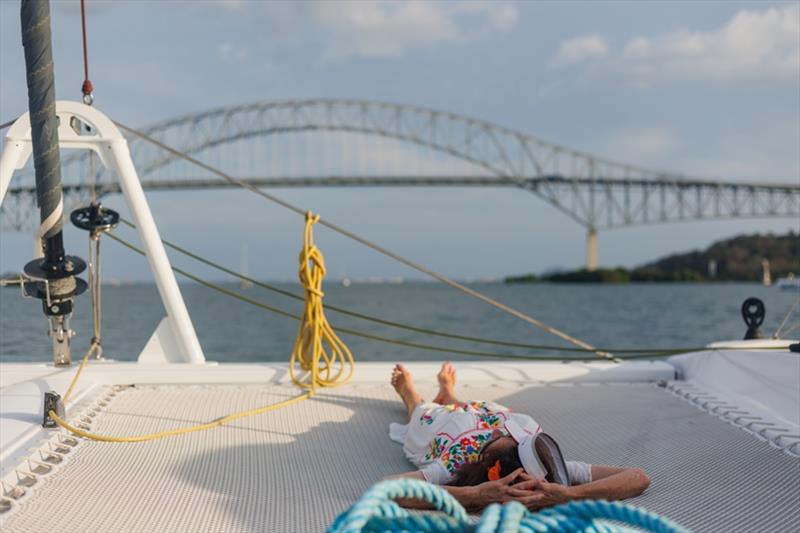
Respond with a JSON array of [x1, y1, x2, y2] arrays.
[[386, 362, 650, 512]]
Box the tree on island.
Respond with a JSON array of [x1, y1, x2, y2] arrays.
[[505, 232, 799, 283]]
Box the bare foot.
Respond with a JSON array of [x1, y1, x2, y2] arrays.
[[391, 364, 424, 421], [433, 361, 460, 405]]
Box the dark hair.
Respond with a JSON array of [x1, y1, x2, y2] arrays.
[[449, 441, 523, 486]]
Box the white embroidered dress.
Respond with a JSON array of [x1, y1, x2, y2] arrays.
[[389, 400, 591, 486]]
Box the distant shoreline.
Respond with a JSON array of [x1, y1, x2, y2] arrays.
[[506, 232, 798, 284], [504, 271, 774, 284]]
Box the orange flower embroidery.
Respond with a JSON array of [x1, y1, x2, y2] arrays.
[[487, 460, 502, 481]]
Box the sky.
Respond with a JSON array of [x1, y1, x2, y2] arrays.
[[0, 0, 798, 282]]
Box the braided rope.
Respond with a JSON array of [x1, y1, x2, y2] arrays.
[[289, 211, 355, 390], [45, 213, 346, 442], [328, 479, 690, 533]]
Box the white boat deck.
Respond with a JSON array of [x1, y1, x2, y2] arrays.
[[1, 354, 798, 532]]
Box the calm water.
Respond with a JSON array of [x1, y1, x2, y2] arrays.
[[0, 282, 797, 362]]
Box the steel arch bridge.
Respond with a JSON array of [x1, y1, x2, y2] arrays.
[[3, 99, 799, 269]]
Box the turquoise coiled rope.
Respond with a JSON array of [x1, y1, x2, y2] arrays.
[[328, 479, 690, 533]]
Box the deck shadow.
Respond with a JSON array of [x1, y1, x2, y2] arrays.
[[173, 391, 411, 532]]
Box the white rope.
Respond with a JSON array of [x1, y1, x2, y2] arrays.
[[37, 194, 63, 240]]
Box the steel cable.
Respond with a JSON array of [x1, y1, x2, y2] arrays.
[[105, 231, 693, 361], [115, 218, 684, 355], [773, 297, 800, 339], [112, 121, 612, 358]]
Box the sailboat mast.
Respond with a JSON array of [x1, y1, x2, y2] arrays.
[[21, 0, 64, 264], [20, 0, 86, 366]]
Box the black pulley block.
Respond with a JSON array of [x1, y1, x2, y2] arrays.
[[741, 297, 765, 340], [71, 203, 120, 233]]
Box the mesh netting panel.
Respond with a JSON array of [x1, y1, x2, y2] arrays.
[[3, 382, 798, 532]]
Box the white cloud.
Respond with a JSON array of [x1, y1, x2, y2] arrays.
[[622, 37, 652, 59], [557, 6, 800, 84], [307, 0, 518, 61], [487, 4, 519, 32], [621, 5, 800, 81], [549, 35, 608, 68], [458, 1, 519, 31]]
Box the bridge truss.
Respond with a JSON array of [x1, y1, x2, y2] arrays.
[[2, 99, 798, 268]]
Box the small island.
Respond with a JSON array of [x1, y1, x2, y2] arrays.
[[505, 232, 799, 283]]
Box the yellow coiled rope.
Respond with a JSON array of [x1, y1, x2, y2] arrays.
[[47, 212, 352, 442], [289, 212, 355, 390]]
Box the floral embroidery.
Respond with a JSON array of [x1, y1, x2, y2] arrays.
[[442, 401, 489, 413], [419, 401, 522, 475], [425, 436, 450, 462], [477, 413, 502, 429], [438, 431, 493, 474]]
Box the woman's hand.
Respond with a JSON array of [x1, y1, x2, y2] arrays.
[[469, 468, 540, 512], [512, 474, 574, 510], [453, 466, 650, 513]]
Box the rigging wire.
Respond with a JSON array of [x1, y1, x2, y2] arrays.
[[48, 203, 620, 444], [79, 0, 93, 105], [0, 114, 790, 355], [104, 229, 789, 358], [88, 150, 97, 204], [87, 227, 105, 358], [41, 210, 799, 443], [80, 0, 105, 357], [44, 221, 792, 445], [114, 217, 704, 355], [112, 120, 612, 359], [779, 321, 800, 338], [773, 296, 800, 339], [105, 230, 699, 361]]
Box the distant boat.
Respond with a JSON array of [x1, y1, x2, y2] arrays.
[[776, 273, 800, 291]]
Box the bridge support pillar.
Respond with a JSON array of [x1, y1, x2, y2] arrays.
[[586, 229, 598, 271]]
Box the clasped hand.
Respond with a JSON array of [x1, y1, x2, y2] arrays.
[[473, 468, 573, 511]]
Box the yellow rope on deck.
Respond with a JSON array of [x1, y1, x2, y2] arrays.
[[48, 212, 351, 442], [289, 212, 355, 390], [48, 390, 312, 443]]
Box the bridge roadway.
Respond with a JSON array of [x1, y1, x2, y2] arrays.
[[12, 174, 799, 191], [3, 99, 799, 269], [5, 174, 799, 270]]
